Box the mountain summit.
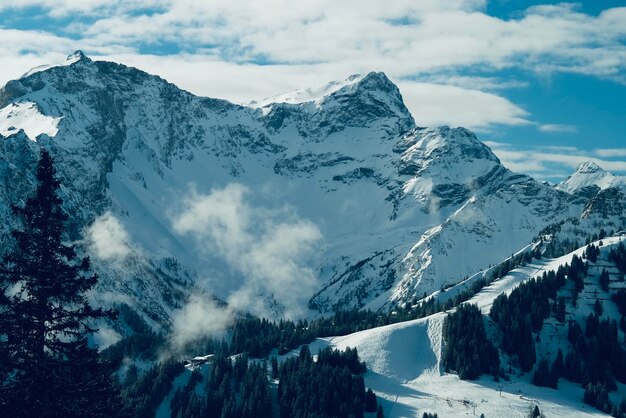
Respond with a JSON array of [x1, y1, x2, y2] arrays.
[[557, 161, 626, 194]]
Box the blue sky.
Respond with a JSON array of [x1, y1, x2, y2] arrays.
[[0, 0, 624, 181]]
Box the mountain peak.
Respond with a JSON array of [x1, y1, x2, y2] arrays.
[[251, 72, 401, 108], [18, 50, 92, 80], [66, 50, 91, 64], [355, 71, 396, 91], [557, 161, 626, 194], [575, 161, 603, 174]]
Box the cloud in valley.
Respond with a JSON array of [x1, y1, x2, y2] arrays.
[[173, 183, 322, 320], [85, 212, 132, 260], [169, 294, 233, 352]]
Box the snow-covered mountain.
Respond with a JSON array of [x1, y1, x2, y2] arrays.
[[558, 161, 626, 196], [0, 51, 621, 324]]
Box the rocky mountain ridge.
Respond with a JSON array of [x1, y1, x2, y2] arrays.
[[0, 51, 623, 326]]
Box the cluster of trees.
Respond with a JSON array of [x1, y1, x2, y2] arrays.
[[229, 303, 444, 358], [541, 237, 583, 259], [101, 304, 165, 366], [490, 273, 560, 371], [0, 150, 125, 417], [278, 346, 383, 418], [585, 243, 601, 263], [170, 369, 203, 418], [535, 225, 614, 261], [609, 242, 626, 274], [119, 345, 385, 418], [531, 350, 563, 388], [442, 304, 500, 380], [565, 313, 626, 389], [490, 253, 591, 372], [122, 360, 185, 418], [229, 249, 541, 361], [162, 353, 272, 418], [204, 354, 272, 418], [491, 238, 626, 417], [586, 385, 626, 418]]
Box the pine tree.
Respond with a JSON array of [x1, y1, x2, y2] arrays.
[[377, 404, 385, 418], [365, 388, 378, 412], [594, 299, 603, 316], [555, 297, 566, 322], [531, 405, 540, 418], [0, 149, 124, 417], [271, 356, 279, 379], [599, 269, 610, 292]]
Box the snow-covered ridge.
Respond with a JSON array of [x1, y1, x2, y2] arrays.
[[20, 50, 90, 79], [557, 161, 626, 194], [0, 102, 62, 141], [250, 74, 366, 108]]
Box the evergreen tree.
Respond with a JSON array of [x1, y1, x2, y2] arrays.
[[531, 358, 554, 388], [599, 269, 610, 292], [365, 388, 378, 412], [0, 149, 124, 417], [377, 405, 385, 418], [271, 356, 279, 379], [594, 299, 603, 316], [551, 348, 564, 383], [555, 297, 566, 322], [531, 405, 540, 418]]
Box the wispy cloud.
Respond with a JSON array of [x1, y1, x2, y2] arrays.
[[85, 212, 133, 261], [169, 294, 232, 352], [593, 148, 626, 158], [397, 82, 530, 129], [538, 124, 577, 133], [172, 183, 322, 320]]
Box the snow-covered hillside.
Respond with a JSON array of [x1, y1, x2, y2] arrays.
[[0, 51, 623, 326], [304, 237, 626, 417]]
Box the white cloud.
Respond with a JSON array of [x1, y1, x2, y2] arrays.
[[85, 212, 132, 260], [397, 82, 530, 129], [173, 183, 322, 319], [538, 124, 577, 133], [93, 326, 122, 350], [418, 75, 529, 91], [169, 294, 232, 352], [54, 1, 625, 81], [594, 148, 626, 158], [0, 2, 625, 131]]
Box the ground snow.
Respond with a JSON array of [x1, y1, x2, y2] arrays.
[[0, 102, 61, 141]]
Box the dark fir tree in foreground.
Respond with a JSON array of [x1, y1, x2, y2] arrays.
[[0, 149, 125, 418]]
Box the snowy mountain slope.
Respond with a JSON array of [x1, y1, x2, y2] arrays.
[[0, 51, 601, 325], [558, 161, 626, 196], [308, 237, 626, 417]]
